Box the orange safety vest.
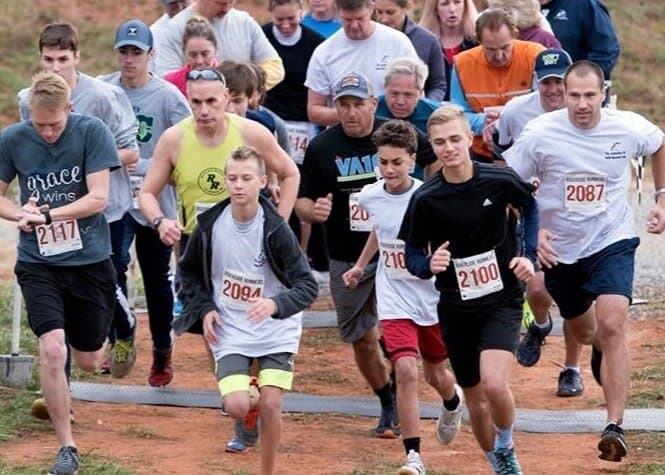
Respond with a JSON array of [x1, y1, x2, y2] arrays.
[[454, 40, 544, 159]]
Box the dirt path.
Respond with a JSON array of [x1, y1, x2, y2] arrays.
[[2, 309, 663, 474]]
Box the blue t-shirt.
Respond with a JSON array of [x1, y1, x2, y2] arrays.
[[301, 14, 341, 38], [376, 96, 441, 134], [0, 114, 120, 266]]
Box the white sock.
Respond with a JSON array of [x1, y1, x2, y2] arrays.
[[564, 366, 580, 374]]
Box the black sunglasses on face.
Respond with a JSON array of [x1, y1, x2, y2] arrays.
[[186, 68, 226, 84]]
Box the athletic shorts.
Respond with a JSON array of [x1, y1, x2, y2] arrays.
[[544, 237, 639, 319], [380, 319, 447, 364], [15, 259, 116, 352], [437, 296, 522, 388], [215, 352, 294, 396], [329, 259, 377, 343]]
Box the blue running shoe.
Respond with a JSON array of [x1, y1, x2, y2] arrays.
[[516, 314, 552, 367], [48, 446, 79, 475], [494, 446, 523, 475]]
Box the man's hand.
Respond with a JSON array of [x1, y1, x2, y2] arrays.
[[157, 218, 183, 246], [203, 310, 222, 345], [537, 228, 559, 269], [312, 193, 333, 223], [247, 298, 277, 323], [342, 265, 364, 290], [509, 256, 534, 282], [646, 204, 665, 234], [430, 241, 451, 274]]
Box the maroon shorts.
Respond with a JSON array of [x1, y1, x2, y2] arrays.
[[380, 319, 447, 364]]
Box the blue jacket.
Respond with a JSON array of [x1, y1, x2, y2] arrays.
[[542, 0, 620, 79]]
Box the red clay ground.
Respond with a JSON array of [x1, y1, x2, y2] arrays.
[[2, 305, 664, 474]]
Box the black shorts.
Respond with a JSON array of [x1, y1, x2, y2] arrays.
[[544, 238, 639, 319], [437, 295, 522, 388], [15, 259, 116, 352]]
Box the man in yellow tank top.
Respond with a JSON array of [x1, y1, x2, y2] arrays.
[[139, 67, 300, 245]]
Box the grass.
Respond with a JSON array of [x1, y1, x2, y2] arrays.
[[0, 453, 134, 474], [0, 388, 50, 442], [123, 424, 158, 439], [628, 355, 665, 408]]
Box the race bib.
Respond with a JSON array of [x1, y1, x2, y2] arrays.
[[36, 220, 83, 257], [564, 174, 607, 211], [453, 249, 503, 300], [285, 120, 317, 165], [379, 239, 417, 280], [348, 192, 372, 232], [221, 270, 264, 310], [194, 202, 215, 216], [129, 175, 144, 209]]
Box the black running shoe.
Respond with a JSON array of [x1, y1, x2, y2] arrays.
[[556, 369, 584, 397], [516, 314, 553, 367], [598, 422, 628, 462], [591, 345, 603, 386], [375, 405, 400, 439]]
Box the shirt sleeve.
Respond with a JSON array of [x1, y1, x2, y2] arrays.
[[398, 194, 434, 279], [0, 133, 17, 184], [108, 88, 139, 151], [628, 112, 665, 157], [502, 123, 538, 181], [155, 24, 185, 76], [584, 0, 621, 79], [299, 138, 325, 200], [83, 118, 122, 174], [304, 47, 331, 96], [424, 38, 446, 102], [449, 66, 485, 135]]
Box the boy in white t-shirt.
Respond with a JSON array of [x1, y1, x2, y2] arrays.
[[343, 120, 463, 475], [178, 146, 317, 474]]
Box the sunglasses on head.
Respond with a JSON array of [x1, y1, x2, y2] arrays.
[[186, 68, 226, 84]]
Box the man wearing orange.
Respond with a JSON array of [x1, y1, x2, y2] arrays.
[[449, 8, 543, 163]]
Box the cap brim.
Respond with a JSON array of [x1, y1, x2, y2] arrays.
[[333, 91, 370, 102], [537, 71, 565, 81], [114, 40, 151, 51]]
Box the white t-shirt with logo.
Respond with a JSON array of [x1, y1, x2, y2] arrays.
[[497, 91, 545, 146], [305, 22, 418, 98], [504, 108, 664, 263], [358, 179, 438, 325], [209, 207, 302, 360]]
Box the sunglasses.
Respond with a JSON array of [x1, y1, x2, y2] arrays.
[[186, 68, 226, 84]]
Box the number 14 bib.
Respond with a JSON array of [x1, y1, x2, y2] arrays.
[[453, 249, 503, 300]]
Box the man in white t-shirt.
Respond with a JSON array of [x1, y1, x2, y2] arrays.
[[304, 0, 418, 126], [343, 120, 463, 475], [503, 60, 665, 463], [499, 48, 586, 400], [149, 0, 190, 72]]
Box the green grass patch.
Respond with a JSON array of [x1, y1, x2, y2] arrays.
[[627, 462, 665, 474], [0, 388, 50, 442], [124, 424, 158, 439], [0, 453, 134, 474]]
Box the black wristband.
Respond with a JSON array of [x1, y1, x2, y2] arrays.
[[41, 209, 52, 225]]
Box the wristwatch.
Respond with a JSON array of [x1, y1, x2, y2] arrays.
[[151, 215, 165, 230], [655, 188, 665, 203]]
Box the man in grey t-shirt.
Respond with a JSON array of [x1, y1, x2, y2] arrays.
[[99, 19, 191, 387], [0, 71, 119, 475]]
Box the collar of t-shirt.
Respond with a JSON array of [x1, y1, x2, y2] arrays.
[[272, 25, 302, 46]]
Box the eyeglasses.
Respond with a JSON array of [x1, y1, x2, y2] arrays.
[[186, 68, 226, 84]]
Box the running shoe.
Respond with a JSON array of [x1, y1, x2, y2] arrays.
[[598, 421, 628, 462], [375, 405, 400, 439], [591, 345, 603, 386], [149, 347, 174, 387], [397, 450, 426, 475], [436, 384, 464, 444], [225, 419, 252, 454], [48, 445, 79, 475], [31, 398, 75, 424], [516, 314, 552, 367], [109, 338, 137, 379], [556, 368, 584, 397], [520, 301, 535, 332], [240, 378, 260, 446], [494, 446, 523, 475]]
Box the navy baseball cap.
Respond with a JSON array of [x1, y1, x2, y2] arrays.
[[114, 20, 153, 51], [333, 72, 373, 102], [535, 48, 573, 81]]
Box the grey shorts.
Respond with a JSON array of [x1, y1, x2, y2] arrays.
[[329, 259, 377, 343]]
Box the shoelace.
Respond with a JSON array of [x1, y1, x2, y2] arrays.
[[114, 341, 131, 362], [495, 449, 520, 475], [56, 447, 76, 467]]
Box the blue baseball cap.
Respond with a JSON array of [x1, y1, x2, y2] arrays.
[[535, 48, 573, 81], [333, 72, 373, 102], [114, 20, 153, 51]]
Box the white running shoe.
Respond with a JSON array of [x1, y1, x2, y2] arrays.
[[397, 450, 425, 475], [436, 383, 464, 444]]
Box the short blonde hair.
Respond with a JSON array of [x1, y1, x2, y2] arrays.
[[487, 0, 541, 30], [427, 104, 472, 135], [225, 145, 266, 175], [28, 71, 71, 111], [384, 57, 429, 91]]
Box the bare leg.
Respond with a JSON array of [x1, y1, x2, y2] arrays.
[[258, 386, 283, 475], [394, 357, 419, 439], [351, 326, 389, 390]]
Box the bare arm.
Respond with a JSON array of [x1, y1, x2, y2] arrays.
[[647, 140, 665, 234], [243, 119, 300, 220], [307, 90, 339, 127], [0, 180, 23, 222]]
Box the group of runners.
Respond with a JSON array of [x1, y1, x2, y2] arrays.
[[1, 1, 664, 475]]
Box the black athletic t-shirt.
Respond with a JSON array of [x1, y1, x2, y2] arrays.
[[399, 162, 537, 308], [262, 24, 325, 121], [299, 118, 435, 261]]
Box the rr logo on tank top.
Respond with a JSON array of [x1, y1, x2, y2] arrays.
[[197, 168, 226, 196]]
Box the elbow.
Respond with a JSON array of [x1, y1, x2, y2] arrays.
[[90, 192, 109, 214]]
